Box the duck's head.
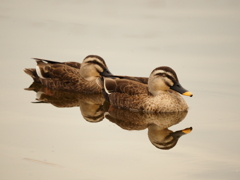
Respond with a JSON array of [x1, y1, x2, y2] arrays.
[[80, 55, 113, 81], [148, 66, 193, 97]]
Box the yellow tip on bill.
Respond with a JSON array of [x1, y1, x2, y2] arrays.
[[182, 127, 193, 134], [182, 91, 193, 97]]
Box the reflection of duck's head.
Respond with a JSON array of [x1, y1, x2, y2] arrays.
[[148, 126, 192, 150], [80, 101, 109, 123]]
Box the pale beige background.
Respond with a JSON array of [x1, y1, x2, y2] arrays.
[[0, 0, 240, 179]]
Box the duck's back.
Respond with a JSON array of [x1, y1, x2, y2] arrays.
[[39, 66, 101, 93], [39, 76, 101, 93]]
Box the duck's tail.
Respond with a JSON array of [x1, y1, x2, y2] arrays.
[[24, 68, 40, 83]]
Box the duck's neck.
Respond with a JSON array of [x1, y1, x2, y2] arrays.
[[83, 76, 98, 81], [148, 78, 169, 96], [150, 90, 163, 96]]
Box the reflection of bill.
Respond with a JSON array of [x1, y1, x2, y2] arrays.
[[105, 107, 192, 150]]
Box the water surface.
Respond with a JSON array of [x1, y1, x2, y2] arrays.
[[0, 0, 240, 180]]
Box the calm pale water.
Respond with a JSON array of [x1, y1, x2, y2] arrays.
[[1, 0, 240, 179]]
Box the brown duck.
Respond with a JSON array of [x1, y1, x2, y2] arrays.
[[98, 66, 193, 112], [24, 55, 116, 94], [24, 55, 149, 94]]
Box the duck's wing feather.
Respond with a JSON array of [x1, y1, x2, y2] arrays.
[[24, 68, 41, 83], [33, 58, 81, 69], [33, 58, 81, 83], [33, 58, 63, 64], [104, 78, 149, 95], [40, 63, 81, 83], [112, 75, 148, 84]]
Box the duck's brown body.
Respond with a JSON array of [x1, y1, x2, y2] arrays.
[[109, 89, 188, 113], [100, 66, 192, 113], [24, 55, 112, 94], [105, 79, 188, 112], [24, 63, 102, 93]]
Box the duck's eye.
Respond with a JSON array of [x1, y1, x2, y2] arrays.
[[162, 74, 166, 77]]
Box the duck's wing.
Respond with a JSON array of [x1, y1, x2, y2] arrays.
[[111, 75, 148, 84], [103, 78, 149, 96], [24, 58, 81, 83], [33, 58, 81, 69], [41, 65, 80, 83], [34, 59, 82, 83]]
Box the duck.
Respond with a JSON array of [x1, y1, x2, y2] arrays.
[[24, 55, 114, 94], [98, 66, 193, 112]]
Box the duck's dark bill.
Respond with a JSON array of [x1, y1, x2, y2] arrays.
[[100, 68, 114, 77], [170, 81, 193, 97]]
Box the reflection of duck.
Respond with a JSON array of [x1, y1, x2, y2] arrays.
[[24, 55, 113, 93], [105, 107, 192, 150], [99, 66, 193, 112], [25, 82, 108, 122]]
